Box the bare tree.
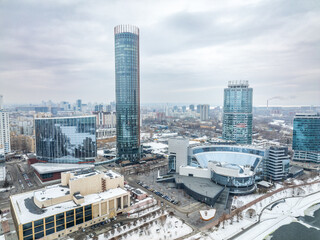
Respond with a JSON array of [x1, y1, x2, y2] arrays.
[[220, 213, 228, 229], [234, 208, 243, 222]]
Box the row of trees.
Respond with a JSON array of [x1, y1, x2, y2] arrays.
[[10, 133, 34, 153], [217, 208, 243, 229]]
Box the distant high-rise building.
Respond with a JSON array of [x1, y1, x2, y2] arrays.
[[94, 104, 104, 112], [76, 99, 82, 111], [0, 95, 3, 110], [93, 111, 116, 129], [196, 104, 201, 113], [0, 96, 10, 153], [189, 104, 195, 111], [114, 24, 141, 162], [292, 113, 320, 164], [0, 148, 5, 184], [35, 116, 97, 164], [199, 104, 210, 121], [222, 81, 253, 144], [182, 106, 187, 113]]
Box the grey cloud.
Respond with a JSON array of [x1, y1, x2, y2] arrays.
[[0, 0, 319, 105]]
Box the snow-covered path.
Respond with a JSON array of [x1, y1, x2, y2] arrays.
[[234, 191, 320, 240]]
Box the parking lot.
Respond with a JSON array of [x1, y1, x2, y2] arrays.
[[132, 170, 199, 208]]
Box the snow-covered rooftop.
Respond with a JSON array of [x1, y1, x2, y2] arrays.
[[11, 187, 128, 225], [194, 151, 263, 169], [31, 163, 95, 174], [142, 142, 168, 154], [11, 191, 77, 224], [34, 185, 70, 202]]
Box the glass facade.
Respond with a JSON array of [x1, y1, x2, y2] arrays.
[[35, 116, 96, 164], [222, 81, 253, 144], [21, 205, 91, 239], [292, 114, 320, 163], [114, 25, 140, 162], [211, 171, 255, 188], [192, 146, 265, 157]]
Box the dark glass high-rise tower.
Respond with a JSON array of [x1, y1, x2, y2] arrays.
[[222, 81, 253, 144], [114, 24, 140, 162], [292, 113, 320, 163]]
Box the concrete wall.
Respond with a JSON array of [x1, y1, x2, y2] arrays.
[[69, 173, 103, 196], [168, 138, 189, 173], [179, 166, 211, 179], [105, 175, 124, 189], [34, 193, 72, 208]]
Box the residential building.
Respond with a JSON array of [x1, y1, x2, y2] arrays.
[[92, 111, 116, 129], [0, 94, 3, 109], [196, 104, 201, 113], [199, 104, 210, 121], [76, 99, 82, 111], [114, 24, 141, 162], [10, 168, 130, 240], [222, 81, 253, 144], [0, 110, 10, 153], [96, 128, 116, 140], [94, 104, 104, 112], [292, 113, 320, 163], [35, 116, 96, 164], [0, 148, 5, 184], [189, 104, 195, 111]]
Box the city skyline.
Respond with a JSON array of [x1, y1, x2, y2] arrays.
[[0, 0, 319, 106]]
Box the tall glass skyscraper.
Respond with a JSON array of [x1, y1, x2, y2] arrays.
[[292, 113, 320, 163], [222, 81, 253, 144], [114, 25, 141, 162], [35, 116, 97, 164]]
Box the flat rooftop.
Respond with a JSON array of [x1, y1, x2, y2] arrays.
[[175, 175, 223, 199], [194, 151, 263, 169], [11, 187, 127, 225], [31, 163, 95, 174], [34, 185, 70, 203], [34, 115, 96, 120]]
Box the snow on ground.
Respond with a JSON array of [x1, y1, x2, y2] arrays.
[[185, 232, 207, 240], [232, 180, 320, 215], [0, 186, 14, 193], [92, 213, 192, 240], [142, 142, 168, 154], [304, 202, 320, 217], [97, 150, 104, 156], [128, 206, 160, 218], [0, 235, 5, 240], [211, 218, 257, 240], [186, 180, 320, 240], [233, 191, 320, 240]]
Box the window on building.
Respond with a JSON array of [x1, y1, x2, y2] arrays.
[[55, 212, 65, 232]]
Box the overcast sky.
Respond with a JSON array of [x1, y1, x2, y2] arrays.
[[0, 0, 319, 107]]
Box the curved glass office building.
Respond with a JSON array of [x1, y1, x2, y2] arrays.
[[35, 116, 96, 164], [114, 25, 141, 162]]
